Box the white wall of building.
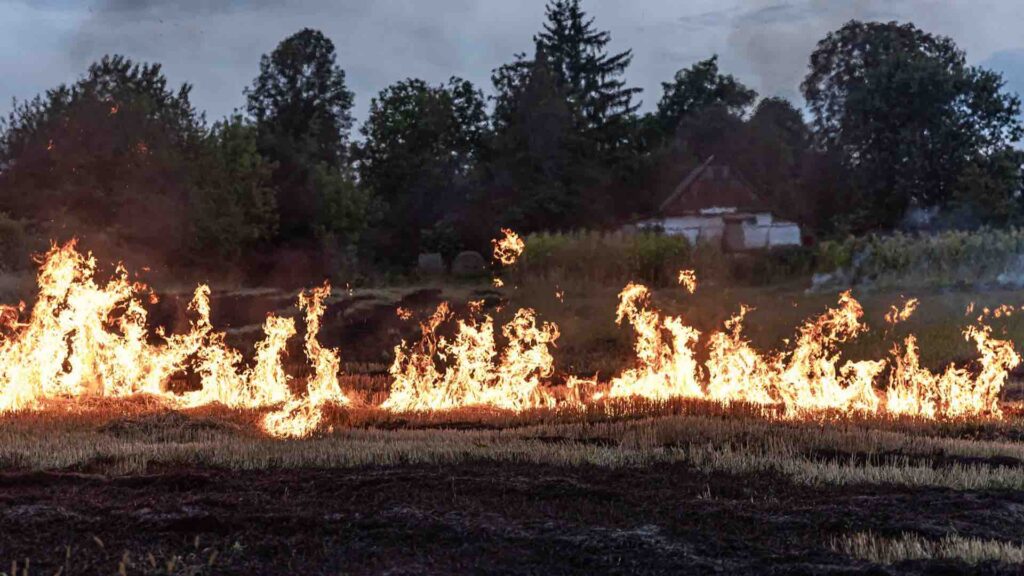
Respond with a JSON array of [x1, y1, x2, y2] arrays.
[[637, 212, 802, 251]]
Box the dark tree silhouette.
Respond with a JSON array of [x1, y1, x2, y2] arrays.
[[802, 20, 1023, 230], [246, 28, 359, 242]]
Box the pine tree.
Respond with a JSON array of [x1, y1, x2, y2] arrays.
[[534, 0, 641, 160]]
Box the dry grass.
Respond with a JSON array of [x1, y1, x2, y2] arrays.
[[4, 397, 1024, 491], [834, 531, 1024, 565]]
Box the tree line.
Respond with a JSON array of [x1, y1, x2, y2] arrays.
[[0, 1, 1021, 275]]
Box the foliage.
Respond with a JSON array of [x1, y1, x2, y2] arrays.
[[654, 55, 757, 137], [534, 0, 641, 162], [483, 51, 584, 232], [246, 28, 357, 242], [802, 21, 1023, 231], [357, 77, 488, 263], [510, 231, 720, 286], [0, 55, 204, 256], [815, 228, 1024, 288], [189, 115, 278, 262], [0, 213, 34, 271], [245, 28, 353, 169]]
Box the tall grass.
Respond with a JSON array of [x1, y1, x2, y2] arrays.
[[511, 231, 815, 287], [816, 228, 1024, 288]]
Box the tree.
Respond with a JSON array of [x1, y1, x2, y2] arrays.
[[482, 50, 581, 232], [357, 77, 488, 263], [534, 0, 641, 161], [0, 55, 205, 258], [189, 115, 278, 263], [802, 20, 1023, 231], [245, 29, 356, 241], [655, 55, 757, 136], [742, 97, 814, 222]]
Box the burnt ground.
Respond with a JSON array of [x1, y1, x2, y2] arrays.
[[2, 461, 1024, 575]]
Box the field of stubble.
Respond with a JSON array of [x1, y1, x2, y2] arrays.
[[4, 280, 1024, 575]]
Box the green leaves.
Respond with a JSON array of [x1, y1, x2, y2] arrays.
[[655, 55, 757, 137], [801, 21, 1023, 231]]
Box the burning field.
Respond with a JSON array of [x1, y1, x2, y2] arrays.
[[5, 233, 1024, 574]]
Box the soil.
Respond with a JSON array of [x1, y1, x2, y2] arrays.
[[2, 461, 1022, 575]]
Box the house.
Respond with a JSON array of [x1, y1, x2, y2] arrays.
[[632, 156, 802, 251]]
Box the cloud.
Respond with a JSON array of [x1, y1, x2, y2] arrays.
[[2, 0, 1023, 127]]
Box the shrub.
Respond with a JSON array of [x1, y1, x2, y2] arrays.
[[815, 228, 1024, 288], [509, 231, 815, 287]]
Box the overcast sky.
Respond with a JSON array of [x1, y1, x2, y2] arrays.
[[3, 0, 1024, 126]]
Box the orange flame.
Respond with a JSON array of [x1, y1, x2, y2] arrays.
[[0, 242, 353, 437], [0, 243, 1018, 431], [492, 228, 525, 266], [677, 270, 697, 294], [381, 302, 558, 412], [884, 298, 918, 325], [605, 283, 703, 401]]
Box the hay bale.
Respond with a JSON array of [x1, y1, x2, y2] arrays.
[[452, 251, 487, 277], [416, 252, 445, 276]]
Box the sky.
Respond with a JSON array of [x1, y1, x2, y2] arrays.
[[3, 0, 1024, 126]]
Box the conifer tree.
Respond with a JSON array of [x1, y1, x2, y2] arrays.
[[534, 0, 641, 159]]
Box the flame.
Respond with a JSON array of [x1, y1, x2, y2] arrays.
[[884, 298, 918, 325], [677, 270, 697, 294], [492, 228, 525, 266], [380, 302, 558, 412], [772, 291, 884, 415], [603, 282, 1019, 419], [262, 282, 349, 438], [0, 242, 1018, 433], [0, 242, 353, 438], [885, 326, 1019, 418], [606, 283, 703, 401], [705, 306, 775, 405]]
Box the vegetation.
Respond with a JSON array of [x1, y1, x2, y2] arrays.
[[507, 230, 815, 287], [3, 2, 1021, 277], [6, 397, 1024, 492], [815, 228, 1024, 288], [803, 21, 1024, 232], [834, 532, 1024, 565]]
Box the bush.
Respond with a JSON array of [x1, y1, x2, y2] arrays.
[[814, 228, 1024, 288], [509, 231, 819, 287]]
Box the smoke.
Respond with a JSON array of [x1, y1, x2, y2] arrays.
[[724, 0, 898, 103]]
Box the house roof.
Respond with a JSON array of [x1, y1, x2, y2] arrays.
[[657, 155, 768, 217]]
